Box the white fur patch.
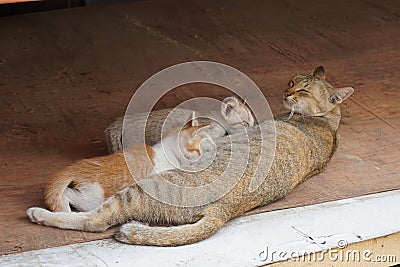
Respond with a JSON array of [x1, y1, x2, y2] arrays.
[[150, 143, 177, 175], [62, 183, 105, 212]]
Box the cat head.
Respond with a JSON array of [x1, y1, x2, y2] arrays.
[[220, 96, 255, 133], [178, 111, 212, 161], [283, 66, 354, 118]]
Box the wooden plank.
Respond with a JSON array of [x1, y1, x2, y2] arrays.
[[0, 0, 399, 254]]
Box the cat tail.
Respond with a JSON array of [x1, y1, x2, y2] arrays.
[[114, 205, 230, 246], [44, 174, 75, 212]]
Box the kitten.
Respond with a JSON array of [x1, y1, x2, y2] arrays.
[[44, 112, 211, 212], [28, 66, 354, 247], [105, 96, 255, 153]]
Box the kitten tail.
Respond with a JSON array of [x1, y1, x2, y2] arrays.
[[44, 175, 74, 212]]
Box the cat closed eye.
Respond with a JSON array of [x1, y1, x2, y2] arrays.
[[288, 80, 295, 87], [297, 89, 310, 93]]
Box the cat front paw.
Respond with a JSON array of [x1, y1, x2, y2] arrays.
[[27, 207, 51, 225]]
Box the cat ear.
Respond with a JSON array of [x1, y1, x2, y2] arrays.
[[312, 66, 326, 80], [329, 87, 354, 104], [194, 124, 211, 138], [223, 96, 239, 108], [191, 111, 200, 126], [222, 96, 239, 115], [181, 124, 211, 143], [184, 111, 199, 128]]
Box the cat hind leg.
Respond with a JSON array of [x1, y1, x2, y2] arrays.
[[27, 207, 91, 230], [27, 186, 136, 232]]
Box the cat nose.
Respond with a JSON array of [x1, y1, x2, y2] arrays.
[[284, 91, 292, 97]]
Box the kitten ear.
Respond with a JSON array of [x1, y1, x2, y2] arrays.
[[329, 87, 354, 104], [222, 96, 239, 115], [196, 123, 210, 133], [191, 111, 200, 126], [194, 124, 211, 139], [181, 124, 211, 144], [312, 66, 326, 80], [223, 96, 239, 108], [184, 111, 199, 128]]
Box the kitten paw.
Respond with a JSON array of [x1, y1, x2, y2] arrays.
[[27, 207, 50, 225]]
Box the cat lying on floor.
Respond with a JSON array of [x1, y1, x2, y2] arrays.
[[28, 66, 353, 247], [44, 112, 212, 212], [44, 96, 255, 212], [104, 96, 255, 153]]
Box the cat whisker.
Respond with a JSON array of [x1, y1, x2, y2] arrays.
[[285, 107, 295, 121]]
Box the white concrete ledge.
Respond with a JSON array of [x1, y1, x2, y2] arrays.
[[2, 190, 400, 266]]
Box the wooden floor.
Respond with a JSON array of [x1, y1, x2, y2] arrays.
[[0, 0, 399, 254]]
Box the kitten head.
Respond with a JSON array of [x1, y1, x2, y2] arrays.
[[283, 66, 354, 117], [179, 111, 211, 161], [221, 96, 255, 133]]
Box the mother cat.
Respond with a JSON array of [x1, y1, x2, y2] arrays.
[[27, 66, 354, 246]]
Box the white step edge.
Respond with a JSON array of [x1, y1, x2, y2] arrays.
[[1, 189, 400, 267]]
